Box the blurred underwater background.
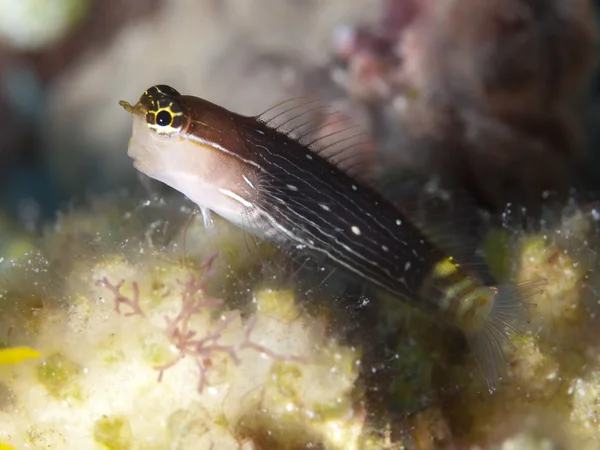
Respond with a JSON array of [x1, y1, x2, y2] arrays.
[[3, 0, 600, 448]]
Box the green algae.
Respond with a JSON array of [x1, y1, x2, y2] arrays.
[[271, 362, 303, 398], [99, 333, 127, 366], [93, 415, 133, 450], [255, 288, 300, 322], [36, 352, 82, 399], [388, 343, 434, 413]]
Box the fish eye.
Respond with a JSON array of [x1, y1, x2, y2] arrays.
[[156, 110, 172, 127], [145, 98, 187, 136]]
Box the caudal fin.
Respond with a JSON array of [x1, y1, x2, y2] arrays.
[[467, 278, 547, 392]]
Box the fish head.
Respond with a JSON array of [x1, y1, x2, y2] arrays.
[[119, 85, 259, 226], [119, 84, 195, 182]]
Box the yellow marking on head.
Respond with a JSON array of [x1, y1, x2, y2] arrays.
[[147, 102, 186, 136], [119, 84, 188, 137]]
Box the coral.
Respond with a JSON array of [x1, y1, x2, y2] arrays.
[[93, 415, 134, 450], [2, 182, 600, 449], [2, 150, 600, 450], [301, 0, 600, 212], [429, 202, 600, 448], [0, 199, 365, 449]]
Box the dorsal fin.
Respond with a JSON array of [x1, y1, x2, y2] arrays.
[[376, 167, 497, 284], [257, 98, 492, 281], [255, 97, 378, 184]]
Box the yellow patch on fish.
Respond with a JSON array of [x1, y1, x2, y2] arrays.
[[0, 443, 15, 450], [432, 257, 459, 277], [0, 346, 40, 365]]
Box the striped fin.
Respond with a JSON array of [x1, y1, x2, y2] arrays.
[[255, 97, 377, 184], [467, 279, 547, 392], [424, 258, 547, 391]]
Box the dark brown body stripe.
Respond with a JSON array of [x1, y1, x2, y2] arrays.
[[232, 114, 448, 304]]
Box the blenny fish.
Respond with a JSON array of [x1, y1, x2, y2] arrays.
[[119, 85, 545, 391]]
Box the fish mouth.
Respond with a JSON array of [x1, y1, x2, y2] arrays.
[[126, 138, 156, 176], [127, 150, 140, 167], [128, 150, 150, 175], [127, 142, 144, 163]]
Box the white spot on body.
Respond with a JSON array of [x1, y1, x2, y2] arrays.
[[320, 204, 331, 211], [352, 185, 358, 191], [396, 219, 402, 226], [351, 226, 361, 235], [404, 262, 411, 271], [306, 154, 313, 160], [256, 129, 265, 135], [381, 245, 389, 251], [287, 184, 299, 191]]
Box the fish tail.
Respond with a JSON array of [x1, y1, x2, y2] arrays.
[[466, 279, 547, 392]]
